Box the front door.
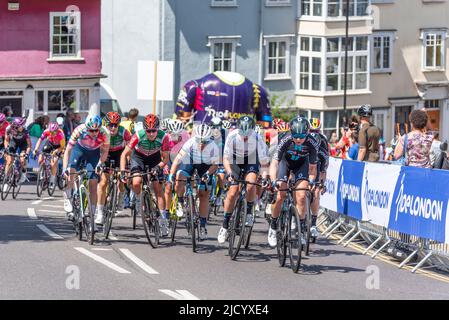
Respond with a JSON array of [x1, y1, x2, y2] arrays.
[[0, 98, 22, 117]]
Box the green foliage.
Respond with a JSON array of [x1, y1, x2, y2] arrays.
[[270, 93, 298, 122]]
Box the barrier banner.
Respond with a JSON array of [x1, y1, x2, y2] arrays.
[[388, 166, 449, 244], [321, 158, 449, 244]]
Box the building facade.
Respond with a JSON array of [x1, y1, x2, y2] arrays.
[[296, 0, 449, 142], [0, 0, 102, 120], [102, 0, 298, 117]]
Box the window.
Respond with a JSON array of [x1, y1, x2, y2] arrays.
[[50, 12, 81, 59], [301, 0, 323, 16], [35, 91, 44, 112], [211, 0, 237, 6], [424, 99, 441, 109], [47, 90, 76, 111], [422, 30, 446, 70], [324, 110, 338, 138], [265, 38, 291, 79], [372, 33, 393, 72], [207, 37, 239, 72]]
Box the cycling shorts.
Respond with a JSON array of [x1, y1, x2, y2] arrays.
[[130, 150, 163, 180], [177, 163, 212, 191], [8, 138, 28, 155], [105, 148, 123, 169], [277, 158, 309, 184], [69, 143, 100, 180]]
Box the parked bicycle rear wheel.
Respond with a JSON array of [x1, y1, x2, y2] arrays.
[[288, 206, 302, 273], [141, 191, 160, 248], [228, 197, 247, 260]]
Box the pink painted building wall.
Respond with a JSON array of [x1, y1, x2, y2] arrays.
[[0, 0, 101, 78]]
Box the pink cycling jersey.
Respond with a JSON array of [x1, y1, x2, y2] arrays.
[[69, 124, 110, 151], [40, 129, 65, 146], [168, 131, 190, 163]]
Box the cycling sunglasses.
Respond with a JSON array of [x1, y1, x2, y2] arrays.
[[108, 123, 119, 128], [88, 129, 99, 133], [146, 129, 158, 133], [292, 133, 307, 139], [195, 137, 210, 144]]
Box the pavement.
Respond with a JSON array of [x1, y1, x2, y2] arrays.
[[0, 185, 448, 300]]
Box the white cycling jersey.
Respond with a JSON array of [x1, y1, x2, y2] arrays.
[[223, 129, 270, 165]]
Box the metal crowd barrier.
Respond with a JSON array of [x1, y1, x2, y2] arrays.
[[319, 208, 449, 274]]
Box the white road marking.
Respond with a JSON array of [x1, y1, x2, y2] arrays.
[[74, 247, 131, 274], [108, 233, 118, 241], [119, 248, 159, 275], [36, 224, 64, 239], [91, 248, 113, 251], [31, 200, 42, 205], [32, 197, 54, 205], [42, 205, 64, 209], [38, 210, 64, 214], [27, 208, 38, 220], [158, 290, 200, 300]]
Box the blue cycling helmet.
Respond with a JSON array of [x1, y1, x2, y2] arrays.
[[85, 114, 102, 130]]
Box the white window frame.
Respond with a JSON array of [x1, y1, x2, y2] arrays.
[[297, 35, 370, 94], [207, 36, 241, 73], [49, 12, 83, 61], [298, 37, 323, 91], [371, 32, 394, 73], [34, 88, 91, 114], [266, 0, 291, 6], [211, 0, 237, 7], [421, 30, 447, 71], [299, 0, 372, 19], [264, 36, 293, 80]]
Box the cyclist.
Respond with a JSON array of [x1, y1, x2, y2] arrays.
[[308, 118, 329, 238], [33, 122, 66, 189], [209, 117, 227, 207], [169, 124, 219, 240], [0, 114, 10, 152], [4, 117, 32, 186], [63, 115, 110, 224], [267, 116, 319, 248], [217, 115, 270, 244], [97, 112, 132, 218], [120, 114, 170, 236], [163, 119, 190, 221]]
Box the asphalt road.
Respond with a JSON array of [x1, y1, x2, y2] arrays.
[[0, 185, 448, 300]]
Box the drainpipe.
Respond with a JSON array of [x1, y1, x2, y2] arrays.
[[258, 0, 263, 85]]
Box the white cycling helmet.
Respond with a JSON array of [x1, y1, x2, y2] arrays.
[[210, 116, 222, 128], [167, 119, 184, 135], [161, 118, 172, 131], [194, 124, 212, 143], [254, 124, 262, 135], [222, 120, 232, 130], [56, 117, 64, 127]]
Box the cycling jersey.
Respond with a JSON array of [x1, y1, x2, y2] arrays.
[[127, 129, 170, 157], [310, 132, 330, 172], [180, 138, 220, 165], [6, 125, 30, 142], [168, 131, 190, 163], [69, 124, 110, 151], [109, 126, 132, 152], [223, 129, 269, 165], [0, 121, 10, 137], [274, 133, 319, 165], [176, 71, 272, 124], [40, 129, 66, 148]]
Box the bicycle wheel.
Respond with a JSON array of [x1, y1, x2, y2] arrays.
[[57, 173, 66, 190], [244, 208, 255, 249], [169, 215, 177, 243], [36, 166, 45, 197], [1, 166, 13, 201], [103, 184, 117, 239], [12, 170, 21, 199], [47, 167, 56, 196], [72, 193, 82, 241], [80, 187, 94, 245], [276, 207, 288, 267], [228, 197, 247, 260], [141, 191, 160, 248], [188, 194, 198, 252], [305, 193, 313, 256], [288, 206, 302, 273]]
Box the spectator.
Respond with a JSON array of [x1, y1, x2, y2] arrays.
[[73, 113, 82, 126], [63, 109, 76, 139], [433, 141, 449, 170], [378, 137, 386, 161], [430, 132, 442, 167], [329, 131, 339, 157], [394, 109, 433, 168], [334, 127, 351, 159], [357, 104, 381, 162], [121, 108, 139, 135], [28, 115, 49, 139], [2, 106, 13, 121], [347, 134, 359, 160]]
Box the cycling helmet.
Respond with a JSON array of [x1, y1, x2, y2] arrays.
[[143, 114, 160, 130], [357, 104, 373, 117], [194, 124, 212, 143], [85, 114, 102, 130], [272, 118, 284, 130], [289, 117, 310, 138], [161, 118, 172, 131], [0, 114, 6, 123], [222, 120, 232, 130], [210, 117, 222, 128], [104, 111, 121, 125], [309, 118, 322, 131], [48, 122, 59, 132], [56, 117, 64, 127], [12, 117, 26, 128], [237, 116, 255, 137], [167, 119, 184, 135], [254, 124, 262, 135]]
